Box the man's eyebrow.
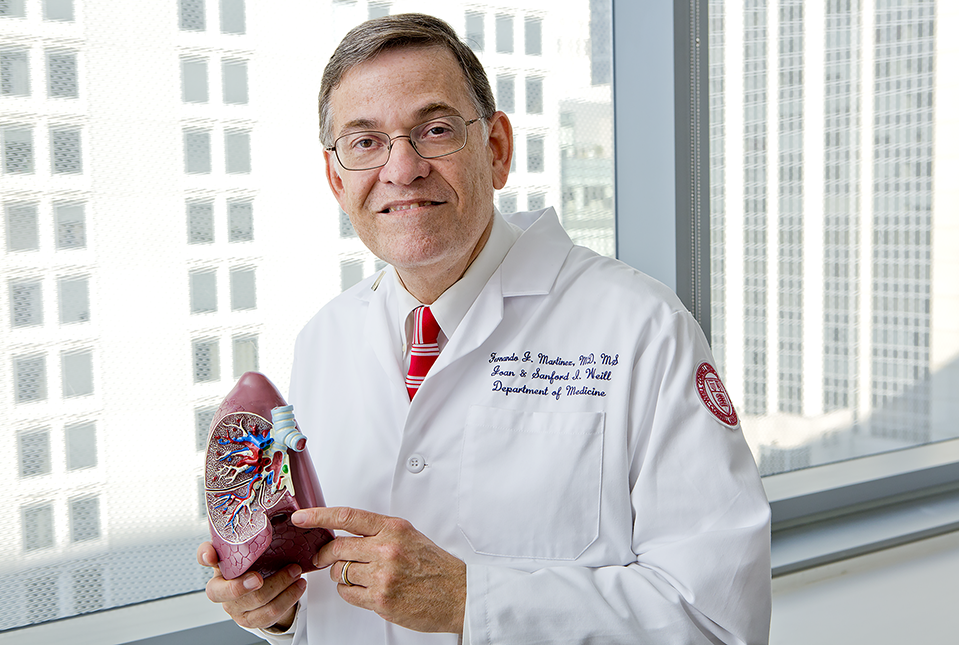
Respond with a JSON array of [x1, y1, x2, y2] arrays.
[[336, 103, 465, 137], [415, 103, 463, 120], [338, 118, 379, 134]]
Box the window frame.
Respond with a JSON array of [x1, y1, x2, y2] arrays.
[[612, 0, 959, 581]]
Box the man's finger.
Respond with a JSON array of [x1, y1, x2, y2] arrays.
[[238, 577, 307, 630], [331, 559, 367, 588], [197, 541, 218, 567], [291, 506, 386, 536], [206, 570, 264, 604]]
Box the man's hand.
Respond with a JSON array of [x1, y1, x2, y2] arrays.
[[292, 507, 466, 635], [196, 541, 306, 632]]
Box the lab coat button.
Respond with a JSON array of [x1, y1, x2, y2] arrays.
[[406, 453, 426, 473]]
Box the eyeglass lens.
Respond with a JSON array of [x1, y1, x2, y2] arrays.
[[334, 115, 471, 170]]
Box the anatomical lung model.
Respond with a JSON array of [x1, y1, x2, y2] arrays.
[[204, 371, 333, 580]]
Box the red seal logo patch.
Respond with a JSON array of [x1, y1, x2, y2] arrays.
[[695, 362, 739, 428]]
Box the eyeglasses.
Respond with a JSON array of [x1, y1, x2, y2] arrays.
[[327, 114, 487, 171]]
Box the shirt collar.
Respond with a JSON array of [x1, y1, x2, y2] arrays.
[[394, 208, 522, 348]]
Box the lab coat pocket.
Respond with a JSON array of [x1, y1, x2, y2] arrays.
[[458, 405, 605, 560]]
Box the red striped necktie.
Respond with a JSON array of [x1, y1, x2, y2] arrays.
[[406, 306, 441, 400]]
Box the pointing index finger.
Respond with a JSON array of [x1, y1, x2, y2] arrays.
[[291, 506, 385, 536]]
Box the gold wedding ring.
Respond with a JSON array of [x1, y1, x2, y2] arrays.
[[341, 560, 356, 587]]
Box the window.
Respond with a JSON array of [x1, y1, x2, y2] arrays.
[[181, 57, 209, 103], [18, 428, 51, 478], [3, 127, 34, 174], [47, 50, 79, 98], [496, 14, 513, 54], [368, 2, 390, 19], [189, 269, 217, 313], [232, 334, 258, 377], [192, 338, 220, 383], [229, 266, 255, 310], [179, 0, 205, 31], [25, 575, 57, 623], [51, 128, 82, 174], [221, 59, 248, 104], [340, 258, 363, 291], [227, 200, 253, 241], [499, 192, 517, 214], [55, 203, 86, 249], [528, 192, 546, 211], [194, 405, 216, 450], [22, 503, 55, 551], [43, 0, 73, 22], [525, 16, 543, 56], [58, 275, 90, 324], [13, 353, 46, 403], [465, 11, 484, 52], [1, 48, 29, 96], [526, 76, 543, 114], [590, 0, 612, 85], [0, 0, 25, 18], [10, 278, 43, 327], [197, 476, 206, 517], [224, 129, 251, 173], [5, 202, 38, 251], [496, 75, 515, 114], [219, 0, 245, 34], [527, 134, 544, 172], [187, 201, 214, 244], [69, 496, 100, 543], [338, 207, 355, 238], [65, 422, 97, 470], [62, 349, 94, 397], [0, 1, 618, 636], [72, 567, 104, 613], [184, 129, 211, 173]]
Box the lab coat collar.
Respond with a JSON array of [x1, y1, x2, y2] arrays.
[[499, 207, 574, 297]]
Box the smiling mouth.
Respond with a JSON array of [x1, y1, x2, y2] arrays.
[[380, 201, 443, 214]]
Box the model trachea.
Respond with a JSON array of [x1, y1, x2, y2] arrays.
[[204, 371, 333, 579]]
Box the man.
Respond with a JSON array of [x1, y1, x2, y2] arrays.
[[198, 13, 771, 644]]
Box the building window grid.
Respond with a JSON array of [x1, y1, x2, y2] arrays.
[[179, 0, 206, 32], [495, 13, 513, 54], [823, 1, 861, 414], [777, 0, 803, 415], [47, 49, 79, 98], [0, 0, 26, 18], [18, 428, 52, 478], [227, 200, 253, 242], [3, 126, 35, 174], [5, 202, 39, 251], [43, 0, 74, 22], [187, 201, 215, 244], [708, 0, 726, 377], [869, 1, 934, 442], [742, 0, 768, 416], [55, 203, 86, 249], [465, 11, 484, 52], [1, 47, 30, 96], [51, 127, 82, 174]]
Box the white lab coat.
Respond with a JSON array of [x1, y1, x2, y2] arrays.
[[275, 209, 771, 644]]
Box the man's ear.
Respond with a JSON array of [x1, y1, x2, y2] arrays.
[[486, 111, 513, 190], [324, 149, 347, 206]]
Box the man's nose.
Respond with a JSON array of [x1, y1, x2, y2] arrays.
[[378, 137, 430, 185]]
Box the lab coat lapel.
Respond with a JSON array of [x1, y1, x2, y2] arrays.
[[360, 271, 407, 402], [430, 209, 574, 373]]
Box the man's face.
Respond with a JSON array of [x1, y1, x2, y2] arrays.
[[324, 46, 511, 294]]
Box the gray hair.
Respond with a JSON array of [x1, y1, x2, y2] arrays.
[[318, 13, 496, 147]]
